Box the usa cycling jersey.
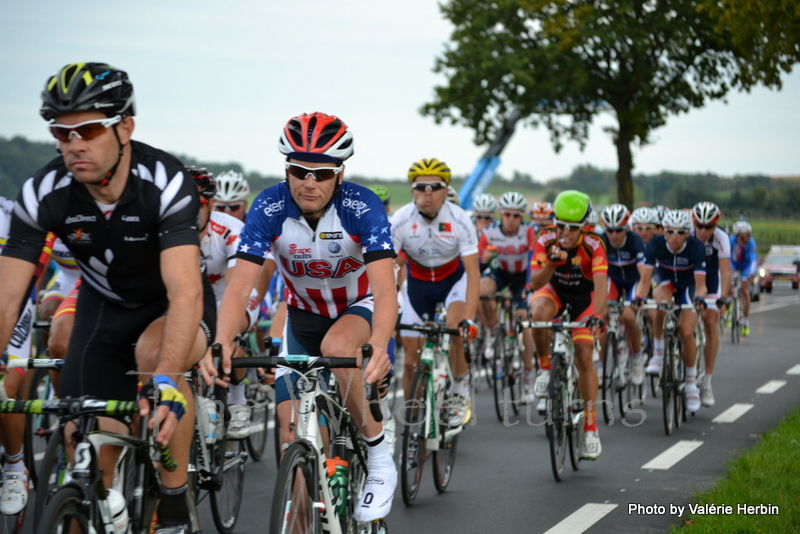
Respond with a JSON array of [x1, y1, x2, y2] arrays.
[[478, 220, 536, 274], [201, 210, 243, 303], [390, 201, 478, 282], [602, 230, 644, 284], [235, 181, 395, 319], [643, 234, 706, 286], [730, 234, 757, 277]]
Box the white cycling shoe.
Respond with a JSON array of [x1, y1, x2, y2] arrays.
[[354, 452, 397, 522], [0, 469, 28, 515]]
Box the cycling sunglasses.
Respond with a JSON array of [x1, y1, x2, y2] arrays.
[[49, 115, 122, 142], [633, 224, 654, 231], [215, 202, 245, 213], [665, 229, 689, 236], [694, 223, 716, 230], [285, 162, 343, 182], [605, 227, 626, 234], [555, 220, 583, 231], [411, 182, 447, 193], [501, 211, 523, 219], [475, 215, 494, 220]]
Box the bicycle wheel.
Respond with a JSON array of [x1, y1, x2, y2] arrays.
[[674, 345, 686, 427], [662, 336, 677, 436], [401, 365, 429, 506], [245, 382, 270, 462], [601, 332, 618, 425], [547, 356, 567, 482], [731, 298, 740, 344], [269, 442, 316, 534], [210, 437, 247, 533], [33, 427, 69, 532], [567, 365, 583, 472], [432, 393, 458, 493], [0, 503, 25, 534], [492, 334, 509, 422], [36, 486, 91, 534], [25, 367, 56, 490], [274, 405, 282, 466], [507, 343, 522, 416], [344, 437, 368, 533]]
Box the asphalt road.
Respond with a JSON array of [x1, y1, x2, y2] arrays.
[[15, 286, 800, 534]]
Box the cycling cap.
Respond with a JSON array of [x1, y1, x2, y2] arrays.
[[278, 112, 354, 163], [407, 158, 451, 183], [529, 201, 554, 220], [472, 193, 497, 214], [553, 190, 592, 223], [187, 167, 216, 201], [215, 170, 250, 202], [498, 191, 527, 212], [692, 202, 721, 225], [601, 204, 630, 229], [662, 209, 692, 230], [368, 185, 391, 204], [41, 62, 135, 121]]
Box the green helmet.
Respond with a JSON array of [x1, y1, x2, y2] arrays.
[[368, 185, 390, 204], [554, 190, 592, 223]]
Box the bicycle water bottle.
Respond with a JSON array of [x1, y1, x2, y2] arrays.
[[198, 397, 219, 444], [487, 245, 500, 272], [326, 456, 349, 521], [107, 488, 129, 534]]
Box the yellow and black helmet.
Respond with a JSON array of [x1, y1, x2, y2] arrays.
[[407, 158, 451, 183], [40, 62, 135, 121]]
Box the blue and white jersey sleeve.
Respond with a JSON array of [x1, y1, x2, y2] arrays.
[[236, 183, 288, 264]]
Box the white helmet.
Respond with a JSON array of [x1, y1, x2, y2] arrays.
[[630, 207, 657, 225], [472, 193, 497, 214], [498, 191, 527, 212], [447, 185, 460, 205], [732, 221, 752, 235], [692, 202, 721, 225], [662, 209, 692, 230], [601, 204, 630, 229], [215, 170, 250, 202]]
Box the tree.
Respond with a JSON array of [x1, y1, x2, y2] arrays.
[[422, 0, 800, 208]]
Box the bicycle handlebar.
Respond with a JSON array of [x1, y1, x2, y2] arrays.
[[521, 320, 588, 329], [0, 396, 137, 416], [397, 322, 461, 336], [4, 358, 64, 370]]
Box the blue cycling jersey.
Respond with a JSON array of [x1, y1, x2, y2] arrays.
[[643, 234, 706, 286], [730, 235, 757, 276], [601, 230, 644, 285]]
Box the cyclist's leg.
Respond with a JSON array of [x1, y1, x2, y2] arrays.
[[740, 273, 751, 334], [479, 274, 499, 330], [676, 286, 701, 411], [529, 286, 559, 403], [647, 281, 672, 373]]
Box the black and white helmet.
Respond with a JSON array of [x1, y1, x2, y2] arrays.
[[630, 207, 658, 225], [215, 170, 250, 202], [662, 209, 692, 230], [498, 191, 527, 212], [600, 204, 630, 229], [472, 193, 497, 214], [692, 202, 721, 225]]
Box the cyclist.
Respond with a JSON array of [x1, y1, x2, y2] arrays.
[[584, 208, 600, 233], [447, 184, 460, 205], [472, 193, 497, 235], [478, 192, 536, 403], [391, 158, 479, 426], [630, 207, 658, 245], [368, 184, 392, 214], [691, 201, 731, 407], [599, 204, 645, 384], [202, 112, 398, 523], [634, 209, 707, 413], [214, 170, 250, 221], [529, 201, 555, 234], [729, 221, 757, 337], [653, 205, 669, 236], [0, 63, 214, 533], [528, 190, 607, 459]]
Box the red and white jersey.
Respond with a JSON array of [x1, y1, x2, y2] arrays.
[[201, 211, 243, 304], [478, 221, 536, 274], [391, 201, 479, 282]]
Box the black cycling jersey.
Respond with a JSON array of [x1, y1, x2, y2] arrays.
[[5, 140, 201, 307]]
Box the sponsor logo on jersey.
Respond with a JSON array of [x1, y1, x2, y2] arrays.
[[210, 220, 226, 235], [281, 256, 362, 278], [261, 199, 285, 217], [319, 232, 343, 240], [572, 256, 582, 266], [288, 243, 312, 259], [65, 215, 96, 224], [121, 215, 140, 222], [439, 222, 452, 232], [226, 234, 238, 246], [124, 234, 149, 242], [328, 242, 341, 254], [341, 197, 371, 217], [67, 228, 92, 244]]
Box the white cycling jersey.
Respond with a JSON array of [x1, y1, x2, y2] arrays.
[[201, 210, 244, 304], [390, 201, 478, 282], [477, 220, 536, 274], [0, 197, 35, 363]]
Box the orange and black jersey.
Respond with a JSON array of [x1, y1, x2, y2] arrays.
[[531, 230, 608, 295]]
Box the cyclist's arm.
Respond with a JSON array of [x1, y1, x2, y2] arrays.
[[593, 272, 607, 318], [463, 252, 480, 319], [394, 251, 407, 289], [529, 261, 555, 290], [364, 256, 398, 384], [253, 256, 276, 301], [0, 256, 37, 351], [635, 264, 654, 298], [155, 244, 204, 375], [694, 273, 708, 299], [719, 257, 732, 298]]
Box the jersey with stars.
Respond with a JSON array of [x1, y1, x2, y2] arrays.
[[236, 181, 395, 318]]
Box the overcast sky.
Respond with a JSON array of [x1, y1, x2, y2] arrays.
[[2, 1, 799, 182]]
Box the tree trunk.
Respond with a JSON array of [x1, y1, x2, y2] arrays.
[[614, 121, 634, 209]]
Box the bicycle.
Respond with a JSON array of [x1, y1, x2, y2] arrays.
[[396, 321, 468, 506], [525, 314, 586, 482], [1, 395, 201, 534], [481, 291, 525, 422], [600, 300, 644, 425], [244, 320, 275, 463], [229, 344, 388, 534], [728, 272, 743, 344]]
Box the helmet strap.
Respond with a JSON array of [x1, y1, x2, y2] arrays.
[[90, 125, 125, 187]]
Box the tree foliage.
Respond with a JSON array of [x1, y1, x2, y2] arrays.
[[422, 0, 800, 208]]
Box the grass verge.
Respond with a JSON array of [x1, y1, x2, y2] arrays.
[[670, 406, 800, 533]]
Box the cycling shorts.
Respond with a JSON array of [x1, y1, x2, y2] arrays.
[[530, 284, 595, 345], [607, 277, 637, 303], [731, 262, 753, 279], [482, 269, 529, 310], [400, 269, 466, 338], [653, 273, 696, 308]]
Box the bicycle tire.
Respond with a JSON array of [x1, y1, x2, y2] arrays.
[[210, 437, 247, 534], [674, 344, 686, 427], [662, 336, 677, 435], [507, 343, 522, 416], [32, 426, 68, 533], [25, 367, 55, 490], [35, 486, 91, 534], [0, 501, 25, 534], [731, 297, 740, 344], [343, 434, 368, 533], [601, 332, 618, 425], [492, 333, 509, 422], [547, 355, 567, 482], [245, 383, 270, 462], [269, 442, 316, 534], [432, 392, 458, 493], [400, 365, 429, 506], [567, 363, 583, 472]]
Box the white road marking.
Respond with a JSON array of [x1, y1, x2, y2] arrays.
[[642, 440, 703, 470], [787, 364, 800, 375], [756, 380, 787, 394], [751, 296, 798, 314], [543, 503, 618, 534], [712, 403, 754, 423]]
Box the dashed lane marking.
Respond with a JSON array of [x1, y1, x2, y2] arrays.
[[712, 403, 754, 423], [756, 380, 787, 394], [642, 440, 703, 470], [542, 503, 618, 534], [787, 364, 800, 375]]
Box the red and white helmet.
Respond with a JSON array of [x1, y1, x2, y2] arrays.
[[692, 202, 721, 225], [278, 112, 354, 162], [601, 204, 630, 229], [529, 201, 554, 220]]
